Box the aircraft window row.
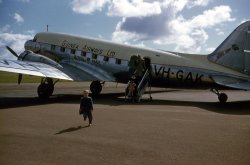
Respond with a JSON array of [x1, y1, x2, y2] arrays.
[[49, 44, 126, 65]]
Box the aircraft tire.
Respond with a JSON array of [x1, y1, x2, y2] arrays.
[[218, 93, 228, 103], [90, 81, 102, 96], [37, 83, 54, 99]]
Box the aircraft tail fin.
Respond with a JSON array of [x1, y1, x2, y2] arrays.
[[208, 21, 250, 75]]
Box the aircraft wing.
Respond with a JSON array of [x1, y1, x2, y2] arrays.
[[211, 75, 250, 90], [0, 59, 73, 80], [59, 60, 116, 81]]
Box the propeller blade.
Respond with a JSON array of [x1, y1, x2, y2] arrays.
[[18, 74, 23, 85], [6, 46, 18, 58]]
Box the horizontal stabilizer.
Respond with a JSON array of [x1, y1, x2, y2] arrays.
[[0, 59, 73, 80], [211, 75, 250, 90]]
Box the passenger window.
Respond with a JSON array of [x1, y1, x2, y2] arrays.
[[116, 59, 121, 64], [51, 45, 56, 51], [81, 51, 86, 57], [71, 49, 76, 54], [92, 54, 97, 59], [60, 47, 65, 52], [104, 56, 109, 62]]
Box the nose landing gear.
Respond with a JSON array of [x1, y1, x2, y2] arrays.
[[211, 88, 228, 103]]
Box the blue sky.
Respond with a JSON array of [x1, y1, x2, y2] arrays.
[[0, 0, 249, 59]]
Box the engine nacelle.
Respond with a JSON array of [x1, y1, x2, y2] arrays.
[[18, 50, 62, 68]]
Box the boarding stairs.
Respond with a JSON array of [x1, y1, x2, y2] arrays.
[[136, 69, 151, 102], [125, 69, 151, 102]]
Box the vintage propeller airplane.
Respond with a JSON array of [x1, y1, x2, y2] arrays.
[[0, 21, 250, 103]]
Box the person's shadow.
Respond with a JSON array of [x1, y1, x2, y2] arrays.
[[54, 125, 89, 135]]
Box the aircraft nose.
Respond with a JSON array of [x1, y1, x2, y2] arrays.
[[24, 40, 33, 50], [24, 40, 40, 52]]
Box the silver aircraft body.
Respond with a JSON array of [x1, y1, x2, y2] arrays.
[[0, 21, 250, 102]]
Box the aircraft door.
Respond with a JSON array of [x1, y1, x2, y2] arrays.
[[143, 57, 152, 76], [144, 57, 151, 69], [128, 55, 138, 77]]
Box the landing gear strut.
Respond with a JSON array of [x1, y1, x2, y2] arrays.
[[211, 89, 228, 103], [90, 81, 103, 96], [37, 78, 54, 99]]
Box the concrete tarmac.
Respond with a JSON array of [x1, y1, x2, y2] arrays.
[[0, 82, 250, 165]]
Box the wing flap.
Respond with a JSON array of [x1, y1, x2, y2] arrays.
[[211, 75, 250, 90], [0, 59, 73, 80]]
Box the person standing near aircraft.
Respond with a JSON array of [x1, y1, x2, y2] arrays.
[[79, 90, 94, 126], [127, 79, 136, 100]]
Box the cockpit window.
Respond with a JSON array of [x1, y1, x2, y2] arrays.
[[32, 36, 37, 42]]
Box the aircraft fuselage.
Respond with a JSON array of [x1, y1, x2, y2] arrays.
[[24, 32, 249, 89]]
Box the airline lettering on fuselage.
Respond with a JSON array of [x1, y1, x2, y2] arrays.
[[61, 40, 79, 49], [61, 40, 116, 57], [107, 49, 116, 57], [82, 45, 116, 57], [154, 65, 203, 83], [82, 45, 103, 55]]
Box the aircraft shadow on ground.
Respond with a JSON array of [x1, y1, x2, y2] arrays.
[[1, 90, 250, 115], [0, 90, 173, 109]]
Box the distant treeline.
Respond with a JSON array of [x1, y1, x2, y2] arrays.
[[0, 71, 41, 83]]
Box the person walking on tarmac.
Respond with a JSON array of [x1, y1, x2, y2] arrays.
[[79, 90, 94, 127]]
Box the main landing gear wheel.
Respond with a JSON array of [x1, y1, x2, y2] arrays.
[[37, 78, 54, 99], [218, 93, 228, 103], [90, 81, 103, 96], [211, 89, 228, 103]]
